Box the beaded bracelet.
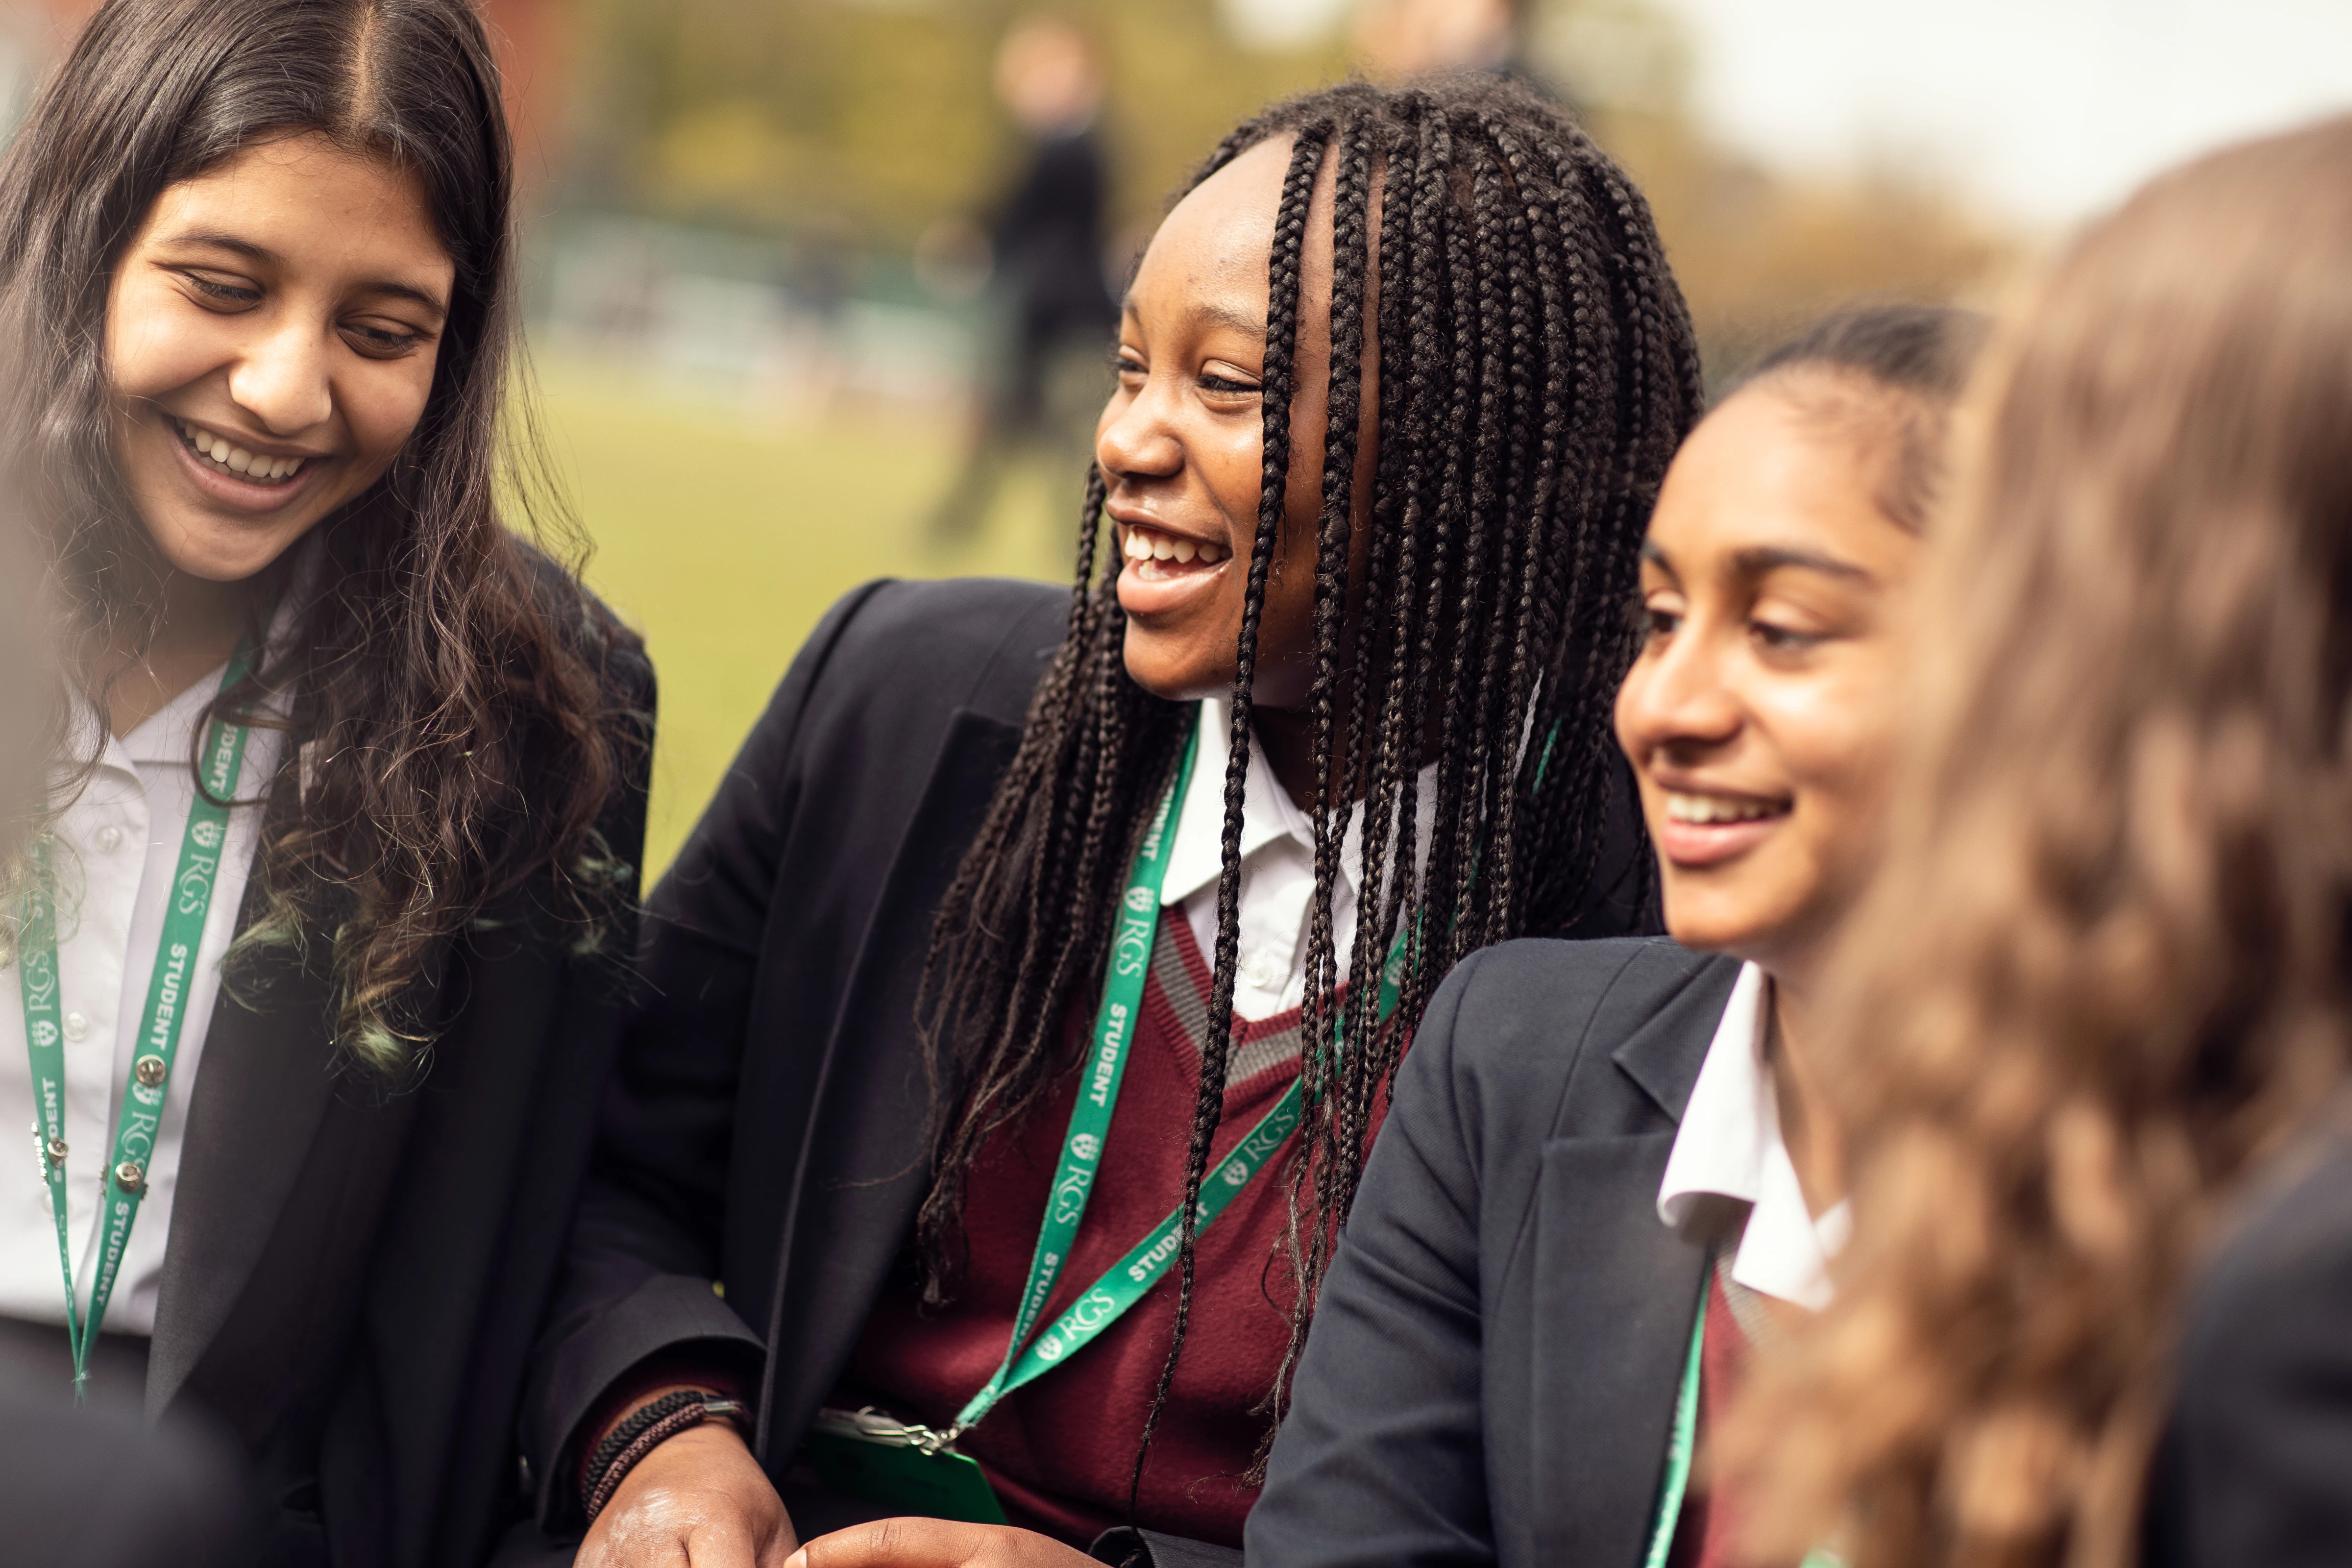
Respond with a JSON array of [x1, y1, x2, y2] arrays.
[[582, 1389, 750, 1524]]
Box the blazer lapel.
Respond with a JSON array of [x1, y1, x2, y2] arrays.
[[1527, 1133, 1712, 1568], [752, 705, 1025, 1456], [1610, 951, 1742, 1125], [147, 865, 340, 1420]]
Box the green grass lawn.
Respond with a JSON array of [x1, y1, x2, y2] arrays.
[[531, 349, 1080, 879]]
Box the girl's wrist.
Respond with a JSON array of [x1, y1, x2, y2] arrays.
[[572, 1359, 751, 1505], [580, 1385, 752, 1522]]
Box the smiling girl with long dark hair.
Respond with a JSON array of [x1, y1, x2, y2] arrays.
[[0, 1, 651, 1563]]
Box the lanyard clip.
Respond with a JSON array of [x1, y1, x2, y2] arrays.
[[908, 1421, 963, 1457]]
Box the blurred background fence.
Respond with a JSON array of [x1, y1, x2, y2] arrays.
[[1, 0, 2342, 873]]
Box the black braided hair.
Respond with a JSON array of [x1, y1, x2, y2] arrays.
[[911, 72, 1703, 1498]]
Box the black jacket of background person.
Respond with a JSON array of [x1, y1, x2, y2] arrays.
[[1248, 937, 1740, 1568], [511, 576, 1653, 1560], [135, 575, 652, 1568], [995, 128, 1116, 337], [2144, 1124, 2352, 1567]]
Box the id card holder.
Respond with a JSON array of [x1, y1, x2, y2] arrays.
[[802, 1407, 1009, 1525]]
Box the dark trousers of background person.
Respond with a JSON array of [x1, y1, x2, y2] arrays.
[[929, 300, 1114, 541]]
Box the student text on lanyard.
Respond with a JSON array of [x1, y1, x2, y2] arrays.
[[934, 716, 1412, 1450], [15, 645, 255, 1399]]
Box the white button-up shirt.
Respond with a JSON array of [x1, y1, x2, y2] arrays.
[[1159, 698, 1438, 1022], [0, 662, 282, 1335], [1655, 962, 1851, 1310]]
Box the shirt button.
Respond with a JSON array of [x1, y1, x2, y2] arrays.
[[1241, 952, 1279, 989], [94, 826, 123, 854], [63, 1012, 88, 1042]]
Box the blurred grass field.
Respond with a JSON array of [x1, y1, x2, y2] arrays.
[[532, 350, 1077, 879]]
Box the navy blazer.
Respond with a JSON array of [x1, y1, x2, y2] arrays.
[[1249, 937, 1740, 1568], [2145, 1125, 2352, 1566], [116, 568, 654, 1568]]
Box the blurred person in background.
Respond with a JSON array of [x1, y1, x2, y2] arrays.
[[930, 15, 1119, 542], [521, 73, 1699, 1568], [1725, 115, 2352, 1568], [1243, 305, 1982, 1568], [0, 0, 654, 1563], [1354, 0, 1534, 85]]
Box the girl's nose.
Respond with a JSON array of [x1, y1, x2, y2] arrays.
[[1618, 618, 1743, 759], [226, 320, 334, 436], [1095, 381, 1181, 482]]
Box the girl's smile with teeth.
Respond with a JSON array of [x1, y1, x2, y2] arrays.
[[1648, 783, 1793, 871], [1120, 522, 1229, 580], [174, 416, 308, 484], [1664, 790, 1789, 825]]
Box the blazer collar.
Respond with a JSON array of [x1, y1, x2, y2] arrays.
[[1609, 948, 1744, 1127]]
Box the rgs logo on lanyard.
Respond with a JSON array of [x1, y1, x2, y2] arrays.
[[13, 644, 255, 1400]]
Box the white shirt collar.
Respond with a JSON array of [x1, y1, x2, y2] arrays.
[[1157, 698, 1441, 911], [1159, 696, 1311, 909], [1656, 961, 1850, 1311]]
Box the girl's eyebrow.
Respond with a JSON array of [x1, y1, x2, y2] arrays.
[[1730, 544, 1877, 585], [1190, 299, 1266, 338], [1118, 291, 1265, 341]]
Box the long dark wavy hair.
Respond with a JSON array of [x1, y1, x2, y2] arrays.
[[3, 0, 638, 1073], [1725, 117, 2352, 1568], [916, 74, 1702, 1479]]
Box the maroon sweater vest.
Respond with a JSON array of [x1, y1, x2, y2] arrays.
[[843, 910, 1367, 1548]]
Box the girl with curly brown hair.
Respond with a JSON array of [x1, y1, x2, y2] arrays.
[[1725, 115, 2352, 1568]]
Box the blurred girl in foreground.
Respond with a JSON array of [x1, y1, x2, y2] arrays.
[[0, 0, 650, 1561], [1729, 116, 2352, 1568], [1244, 304, 1982, 1568]]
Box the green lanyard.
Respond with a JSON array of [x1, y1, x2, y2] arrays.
[[17, 645, 255, 1399], [1641, 1292, 1709, 1568], [938, 717, 1413, 1446], [1641, 1271, 1845, 1568]]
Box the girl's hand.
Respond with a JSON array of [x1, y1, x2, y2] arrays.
[[576, 1422, 798, 1568], [788, 1520, 1100, 1568]]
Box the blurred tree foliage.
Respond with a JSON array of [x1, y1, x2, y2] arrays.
[[1533, 0, 2008, 373], [553, 0, 2006, 373], [558, 0, 1344, 240]]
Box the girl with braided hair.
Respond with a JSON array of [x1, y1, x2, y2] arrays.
[[528, 74, 1698, 1568]]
